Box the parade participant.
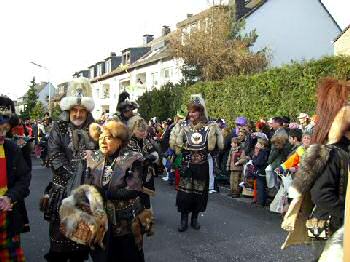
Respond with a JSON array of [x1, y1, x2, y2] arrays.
[[0, 96, 31, 261], [281, 78, 349, 261], [44, 77, 97, 262], [171, 95, 224, 232], [86, 120, 153, 262], [114, 91, 139, 125], [127, 117, 159, 209]]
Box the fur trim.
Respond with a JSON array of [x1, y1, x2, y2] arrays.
[[126, 115, 142, 132], [59, 185, 108, 248], [89, 123, 102, 142], [292, 144, 331, 194], [208, 122, 224, 151], [328, 105, 350, 144], [319, 226, 344, 262], [60, 97, 95, 112]]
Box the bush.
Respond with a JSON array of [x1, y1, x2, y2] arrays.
[[137, 56, 350, 126], [137, 82, 184, 121]]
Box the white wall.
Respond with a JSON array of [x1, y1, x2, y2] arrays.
[[91, 58, 183, 119], [38, 83, 56, 108], [244, 0, 341, 67]]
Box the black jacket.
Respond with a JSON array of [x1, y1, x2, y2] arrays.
[[3, 139, 31, 236], [310, 136, 350, 231]]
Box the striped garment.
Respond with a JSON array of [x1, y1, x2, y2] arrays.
[[0, 145, 25, 262]]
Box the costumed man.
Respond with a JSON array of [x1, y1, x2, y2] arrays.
[[114, 91, 139, 125], [281, 78, 349, 261], [127, 117, 159, 210], [83, 120, 153, 262], [171, 95, 224, 232], [44, 78, 97, 262], [0, 96, 31, 261]]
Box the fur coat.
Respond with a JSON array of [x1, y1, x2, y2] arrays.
[[281, 139, 349, 249]]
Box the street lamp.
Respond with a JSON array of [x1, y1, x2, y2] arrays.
[[30, 61, 52, 116]]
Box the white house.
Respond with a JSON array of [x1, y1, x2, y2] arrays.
[[36, 82, 56, 110], [334, 25, 350, 56], [243, 0, 341, 67], [89, 29, 183, 119]]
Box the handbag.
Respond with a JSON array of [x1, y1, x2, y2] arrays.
[[305, 209, 331, 240]]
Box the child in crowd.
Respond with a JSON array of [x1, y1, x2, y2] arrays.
[[226, 137, 245, 197], [251, 138, 269, 206]]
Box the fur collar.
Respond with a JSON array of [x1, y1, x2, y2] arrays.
[[292, 144, 331, 194]]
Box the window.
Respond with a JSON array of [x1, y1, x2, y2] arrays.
[[105, 60, 111, 73], [103, 84, 110, 98], [90, 68, 94, 78]]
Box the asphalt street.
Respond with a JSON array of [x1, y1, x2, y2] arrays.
[[22, 159, 313, 262]]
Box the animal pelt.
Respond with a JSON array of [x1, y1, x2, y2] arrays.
[[131, 209, 155, 250], [291, 144, 330, 195], [59, 185, 108, 248], [170, 121, 184, 154], [328, 105, 350, 144], [318, 226, 344, 262], [208, 122, 224, 151], [89, 121, 129, 144]]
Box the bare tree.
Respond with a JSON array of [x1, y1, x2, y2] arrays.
[[169, 6, 269, 82]]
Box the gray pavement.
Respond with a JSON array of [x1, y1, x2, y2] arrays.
[[22, 159, 314, 262]]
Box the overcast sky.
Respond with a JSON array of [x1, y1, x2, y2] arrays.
[[0, 0, 349, 99]]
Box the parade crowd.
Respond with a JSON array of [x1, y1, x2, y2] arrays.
[[0, 76, 348, 261]]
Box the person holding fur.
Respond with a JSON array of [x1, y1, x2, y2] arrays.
[[281, 78, 350, 260], [127, 117, 159, 210], [45, 78, 97, 262], [0, 96, 31, 261], [171, 95, 224, 232], [86, 120, 152, 262]]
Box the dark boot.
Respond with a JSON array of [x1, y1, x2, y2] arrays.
[[178, 212, 188, 232], [191, 212, 201, 230]]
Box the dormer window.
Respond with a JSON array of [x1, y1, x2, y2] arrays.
[[90, 68, 95, 78], [105, 60, 112, 73]]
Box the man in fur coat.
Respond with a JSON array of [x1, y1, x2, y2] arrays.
[[281, 78, 350, 260], [45, 78, 97, 262]]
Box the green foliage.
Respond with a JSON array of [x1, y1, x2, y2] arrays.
[[182, 56, 350, 127], [22, 77, 39, 119], [51, 104, 62, 121], [137, 56, 350, 127], [30, 101, 45, 120], [137, 82, 184, 121]]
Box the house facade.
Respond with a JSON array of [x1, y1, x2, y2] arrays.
[[334, 25, 350, 56], [243, 0, 341, 66]]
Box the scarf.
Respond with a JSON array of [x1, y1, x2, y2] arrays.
[[0, 145, 7, 196]]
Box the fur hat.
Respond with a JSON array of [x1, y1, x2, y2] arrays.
[[89, 120, 129, 146], [117, 91, 139, 113], [0, 96, 15, 124], [127, 115, 148, 135], [60, 77, 95, 112]]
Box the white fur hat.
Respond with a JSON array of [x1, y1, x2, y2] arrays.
[[60, 77, 95, 112]]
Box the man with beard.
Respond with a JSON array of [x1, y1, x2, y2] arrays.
[[171, 95, 224, 232], [0, 96, 31, 261], [44, 78, 97, 262]]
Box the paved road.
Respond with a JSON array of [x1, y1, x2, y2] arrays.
[[22, 159, 313, 262]]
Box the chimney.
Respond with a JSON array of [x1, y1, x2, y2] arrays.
[[162, 25, 171, 36], [110, 52, 116, 57], [143, 34, 154, 45], [187, 14, 193, 18], [229, 0, 246, 20]]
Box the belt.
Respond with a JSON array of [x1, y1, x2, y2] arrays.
[[106, 197, 144, 224]]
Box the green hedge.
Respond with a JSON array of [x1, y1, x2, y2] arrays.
[[137, 82, 184, 121], [137, 56, 350, 126]]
